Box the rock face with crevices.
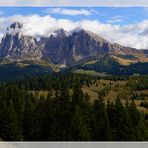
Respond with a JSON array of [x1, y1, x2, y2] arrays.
[[0, 22, 147, 68], [0, 22, 41, 60]]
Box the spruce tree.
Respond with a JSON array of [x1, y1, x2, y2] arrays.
[[22, 94, 35, 140], [69, 105, 90, 141], [1, 100, 22, 141], [92, 96, 112, 141]]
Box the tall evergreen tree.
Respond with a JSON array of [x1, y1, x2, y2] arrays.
[[69, 105, 90, 141], [0, 100, 22, 141], [92, 96, 112, 141], [22, 94, 35, 140]]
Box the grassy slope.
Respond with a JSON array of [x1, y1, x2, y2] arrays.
[[31, 78, 148, 114], [76, 56, 148, 75]]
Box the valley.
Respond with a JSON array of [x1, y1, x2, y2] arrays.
[[0, 5, 148, 142], [0, 73, 148, 141], [0, 21, 148, 141], [30, 75, 148, 114]]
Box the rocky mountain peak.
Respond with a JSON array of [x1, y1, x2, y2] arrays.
[[0, 22, 42, 59], [6, 22, 23, 36], [0, 23, 147, 67], [9, 22, 23, 29], [54, 29, 66, 38]]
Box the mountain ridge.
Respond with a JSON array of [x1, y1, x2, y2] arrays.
[[0, 22, 148, 77]]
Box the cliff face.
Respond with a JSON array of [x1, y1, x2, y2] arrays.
[[0, 22, 41, 60], [0, 22, 147, 68]]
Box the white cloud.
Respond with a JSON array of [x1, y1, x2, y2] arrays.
[[44, 8, 94, 16], [107, 15, 123, 23], [0, 15, 79, 38], [0, 14, 148, 49]]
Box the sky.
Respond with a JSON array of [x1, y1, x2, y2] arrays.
[[0, 7, 148, 49]]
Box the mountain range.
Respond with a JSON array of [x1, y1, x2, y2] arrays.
[[0, 22, 148, 80]]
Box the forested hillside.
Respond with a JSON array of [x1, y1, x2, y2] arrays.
[[0, 74, 147, 141]]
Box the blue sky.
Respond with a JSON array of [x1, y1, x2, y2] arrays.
[[0, 7, 148, 49], [0, 7, 148, 25]]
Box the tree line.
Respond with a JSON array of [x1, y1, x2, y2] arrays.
[[0, 74, 147, 141]]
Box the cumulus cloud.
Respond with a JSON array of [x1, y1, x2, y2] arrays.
[[44, 8, 94, 16], [0, 14, 79, 38], [0, 14, 148, 49]]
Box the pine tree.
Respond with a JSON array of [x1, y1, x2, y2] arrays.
[[121, 100, 136, 141], [22, 94, 35, 140], [137, 117, 147, 141], [30, 95, 48, 141], [71, 82, 84, 108], [129, 99, 140, 126], [1, 100, 22, 141], [92, 96, 112, 141], [69, 105, 90, 141], [51, 80, 71, 140]]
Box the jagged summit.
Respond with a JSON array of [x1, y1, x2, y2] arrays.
[[54, 29, 66, 37], [5, 22, 23, 37], [9, 22, 23, 29], [0, 22, 147, 68], [0, 22, 41, 59]]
